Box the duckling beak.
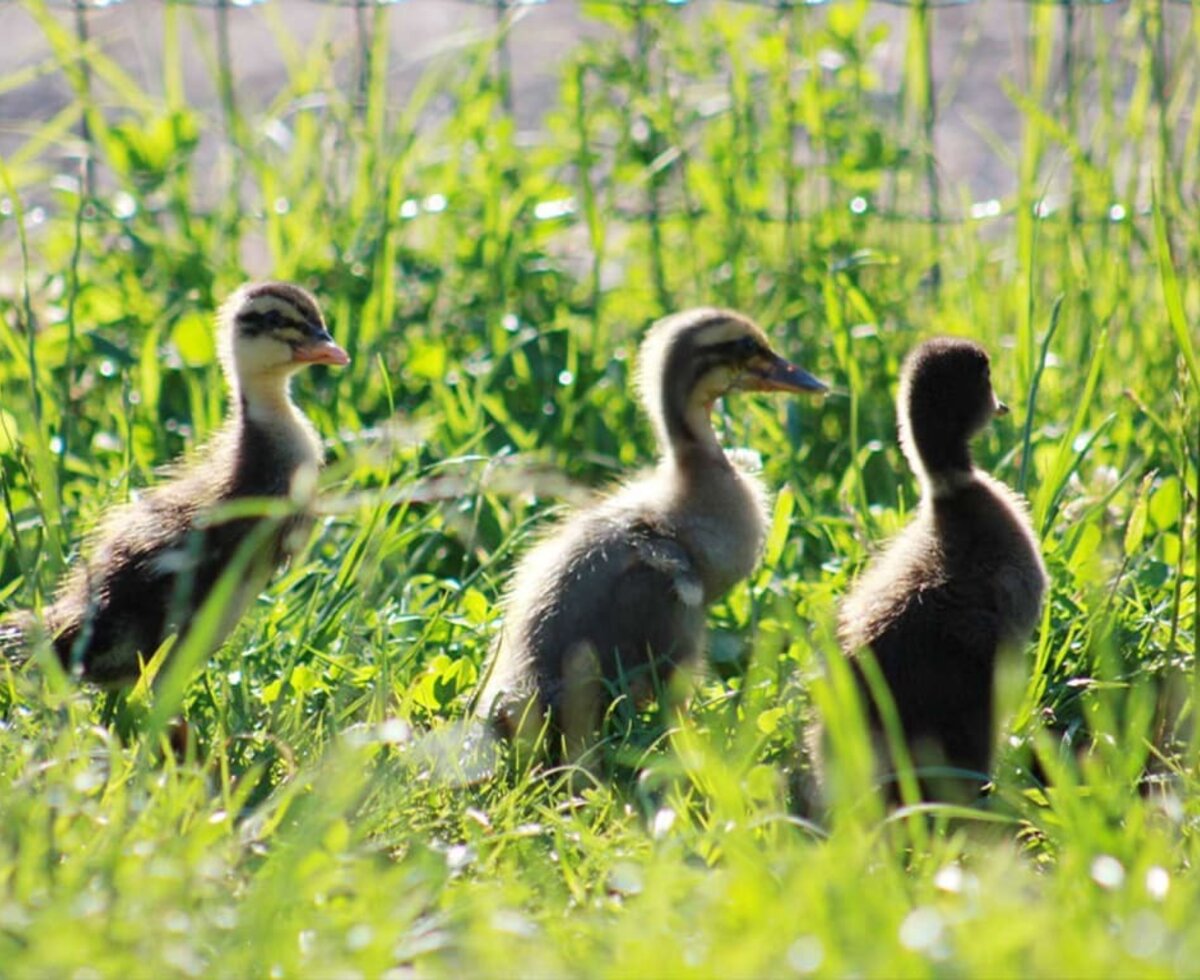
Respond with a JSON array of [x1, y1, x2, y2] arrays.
[[994, 397, 1010, 416], [742, 353, 828, 394], [293, 332, 351, 367]]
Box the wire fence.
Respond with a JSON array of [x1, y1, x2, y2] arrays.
[[8, 0, 1199, 235], [36, 0, 1200, 8]]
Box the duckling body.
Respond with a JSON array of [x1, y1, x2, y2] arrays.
[[475, 308, 826, 759], [833, 337, 1046, 799], [0, 282, 348, 685]]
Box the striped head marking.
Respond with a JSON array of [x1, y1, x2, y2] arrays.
[[639, 308, 826, 412], [219, 281, 349, 380]]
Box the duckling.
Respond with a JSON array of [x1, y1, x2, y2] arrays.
[[828, 337, 1046, 802], [474, 308, 827, 763], [0, 281, 348, 686]]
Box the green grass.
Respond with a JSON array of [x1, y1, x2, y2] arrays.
[[1, 0, 1197, 974]]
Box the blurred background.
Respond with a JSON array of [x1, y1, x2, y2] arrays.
[[4, 0, 1195, 219]]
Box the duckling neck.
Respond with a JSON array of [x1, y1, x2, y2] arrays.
[[647, 389, 767, 596], [654, 435, 767, 600], [232, 372, 322, 475], [664, 453, 766, 600], [656, 387, 726, 465], [905, 416, 975, 499]]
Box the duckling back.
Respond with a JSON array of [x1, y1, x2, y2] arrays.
[[475, 489, 709, 759], [829, 338, 1046, 802], [839, 476, 1046, 791], [43, 421, 316, 685]]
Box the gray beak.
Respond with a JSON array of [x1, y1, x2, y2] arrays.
[[745, 353, 829, 395]]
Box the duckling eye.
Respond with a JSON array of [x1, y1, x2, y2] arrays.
[[735, 336, 761, 358], [267, 310, 313, 339]]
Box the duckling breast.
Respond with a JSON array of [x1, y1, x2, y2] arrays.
[[670, 456, 770, 600]]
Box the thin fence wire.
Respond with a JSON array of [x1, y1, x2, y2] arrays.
[[33, 0, 1200, 11], [14, 0, 1199, 234]]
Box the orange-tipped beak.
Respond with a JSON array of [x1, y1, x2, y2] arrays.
[[742, 353, 828, 394], [293, 338, 350, 367]]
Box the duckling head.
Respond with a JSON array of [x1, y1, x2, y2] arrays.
[[637, 308, 826, 459], [217, 282, 350, 400], [898, 337, 1007, 489]]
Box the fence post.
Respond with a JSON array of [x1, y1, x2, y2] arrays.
[[494, 0, 515, 117], [913, 0, 940, 292], [212, 0, 244, 251], [353, 0, 372, 120], [72, 0, 95, 198], [632, 0, 670, 316], [779, 0, 800, 276]]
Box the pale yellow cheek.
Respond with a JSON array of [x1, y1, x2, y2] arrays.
[[235, 337, 296, 375], [693, 367, 737, 403]]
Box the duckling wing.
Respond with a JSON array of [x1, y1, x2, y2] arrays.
[[45, 482, 286, 685], [546, 523, 706, 691], [479, 520, 707, 741], [630, 533, 706, 611], [856, 589, 1001, 777], [41, 492, 199, 680]]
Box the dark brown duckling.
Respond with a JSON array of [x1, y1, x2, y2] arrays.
[[474, 308, 827, 764], [825, 337, 1047, 802], [0, 281, 349, 686]]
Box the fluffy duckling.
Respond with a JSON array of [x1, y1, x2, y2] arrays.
[[830, 337, 1046, 801], [0, 282, 348, 685], [474, 308, 827, 762]]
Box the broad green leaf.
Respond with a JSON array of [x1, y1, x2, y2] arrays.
[[408, 341, 447, 382], [762, 484, 795, 569], [462, 588, 491, 626], [172, 311, 216, 367], [1149, 476, 1182, 531], [756, 707, 785, 736], [1124, 492, 1148, 557]]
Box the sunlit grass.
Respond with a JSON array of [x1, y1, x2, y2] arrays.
[[0, 0, 1197, 974]]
